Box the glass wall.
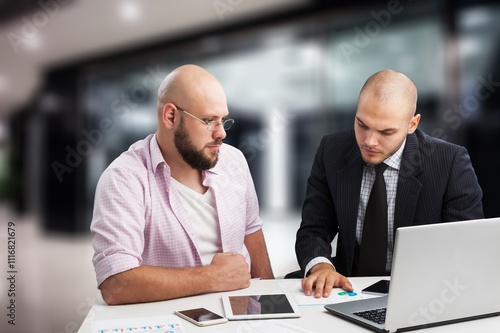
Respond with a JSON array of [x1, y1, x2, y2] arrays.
[[37, 0, 500, 231]]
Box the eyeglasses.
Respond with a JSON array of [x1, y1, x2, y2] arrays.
[[175, 105, 235, 131]]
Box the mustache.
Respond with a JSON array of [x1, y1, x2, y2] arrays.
[[207, 139, 223, 146]]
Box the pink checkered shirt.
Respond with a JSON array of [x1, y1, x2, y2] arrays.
[[90, 134, 263, 286]]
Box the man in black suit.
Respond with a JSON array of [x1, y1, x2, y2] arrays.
[[295, 69, 484, 298]]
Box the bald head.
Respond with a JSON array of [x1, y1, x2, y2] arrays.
[[354, 70, 421, 165], [359, 69, 417, 120], [157, 64, 227, 117]]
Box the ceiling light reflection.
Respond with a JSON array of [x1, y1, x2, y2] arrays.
[[119, 1, 142, 23]]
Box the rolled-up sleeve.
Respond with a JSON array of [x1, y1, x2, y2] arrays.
[[91, 167, 146, 286]]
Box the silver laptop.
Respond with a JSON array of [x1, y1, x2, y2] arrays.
[[325, 218, 500, 332]]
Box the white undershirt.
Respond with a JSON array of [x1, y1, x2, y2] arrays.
[[172, 178, 222, 265]]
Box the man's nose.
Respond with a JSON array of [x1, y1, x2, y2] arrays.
[[212, 124, 226, 140], [364, 130, 378, 146]]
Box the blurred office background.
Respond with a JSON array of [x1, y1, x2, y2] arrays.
[[1, 0, 500, 332]]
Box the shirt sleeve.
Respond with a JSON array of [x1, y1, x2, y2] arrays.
[[90, 167, 147, 286], [304, 257, 335, 277], [441, 145, 484, 220]]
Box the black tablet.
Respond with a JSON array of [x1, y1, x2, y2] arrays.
[[221, 293, 301, 320]]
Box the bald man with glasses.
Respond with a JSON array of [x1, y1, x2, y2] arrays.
[[91, 64, 274, 305]]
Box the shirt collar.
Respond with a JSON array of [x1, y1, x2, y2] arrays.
[[384, 138, 406, 171], [150, 133, 222, 177], [150, 133, 168, 175]]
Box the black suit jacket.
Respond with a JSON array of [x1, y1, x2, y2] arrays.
[[295, 129, 484, 276]]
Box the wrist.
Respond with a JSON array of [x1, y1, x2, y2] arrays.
[[199, 264, 219, 293], [310, 263, 335, 275]]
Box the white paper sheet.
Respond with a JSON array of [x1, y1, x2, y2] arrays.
[[218, 319, 317, 333], [279, 280, 375, 306]]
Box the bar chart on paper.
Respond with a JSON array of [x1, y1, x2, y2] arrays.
[[91, 315, 185, 333]]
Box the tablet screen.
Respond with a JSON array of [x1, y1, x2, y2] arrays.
[[229, 294, 294, 315], [222, 293, 301, 320]]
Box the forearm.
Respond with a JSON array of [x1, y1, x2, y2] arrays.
[[245, 230, 274, 279], [99, 265, 220, 305], [100, 251, 252, 305]]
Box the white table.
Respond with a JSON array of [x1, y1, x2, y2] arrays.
[[77, 278, 500, 333]]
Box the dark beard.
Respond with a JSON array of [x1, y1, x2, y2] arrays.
[[174, 118, 220, 170]]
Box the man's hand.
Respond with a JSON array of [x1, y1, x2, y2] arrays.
[[208, 252, 251, 291], [301, 263, 353, 298]]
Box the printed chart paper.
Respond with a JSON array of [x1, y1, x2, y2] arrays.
[[279, 280, 375, 306], [91, 315, 184, 333]]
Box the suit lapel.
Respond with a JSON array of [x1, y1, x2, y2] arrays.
[[394, 133, 423, 232], [336, 144, 364, 267]]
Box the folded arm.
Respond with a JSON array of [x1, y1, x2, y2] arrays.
[[100, 252, 251, 305]]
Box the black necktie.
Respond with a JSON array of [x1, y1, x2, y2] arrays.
[[358, 163, 388, 276]]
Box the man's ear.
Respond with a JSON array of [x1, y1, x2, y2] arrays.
[[162, 103, 176, 129], [408, 113, 421, 134]]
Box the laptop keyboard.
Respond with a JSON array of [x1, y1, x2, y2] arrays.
[[354, 308, 387, 325]]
